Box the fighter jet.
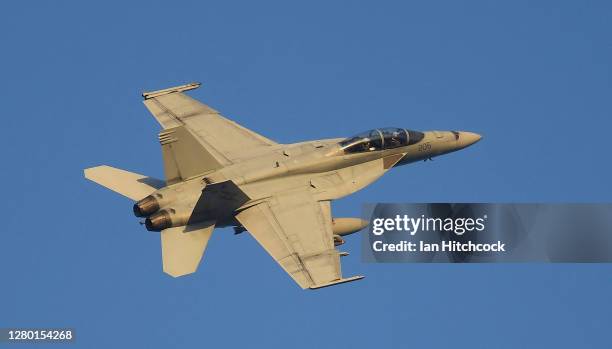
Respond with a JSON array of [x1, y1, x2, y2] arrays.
[[84, 82, 481, 289]]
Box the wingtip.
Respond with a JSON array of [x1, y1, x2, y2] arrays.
[[309, 275, 365, 290], [142, 82, 202, 99]]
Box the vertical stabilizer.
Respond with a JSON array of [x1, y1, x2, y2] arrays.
[[84, 165, 164, 200], [158, 126, 223, 184]]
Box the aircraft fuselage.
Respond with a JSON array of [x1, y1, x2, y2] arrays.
[[139, 130, 481, 231]]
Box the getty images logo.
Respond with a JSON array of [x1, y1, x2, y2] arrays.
[[371, 214, 488, 236]]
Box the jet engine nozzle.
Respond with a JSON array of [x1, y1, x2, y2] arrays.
[[145, 210, 172, 231], [332, 218, 369, 236], [133, 195, 160, 217]]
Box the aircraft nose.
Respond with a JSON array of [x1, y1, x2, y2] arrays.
[[456, 131, 482, 148]]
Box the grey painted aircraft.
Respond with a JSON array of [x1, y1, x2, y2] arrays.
[[84, 83, 481, 289]]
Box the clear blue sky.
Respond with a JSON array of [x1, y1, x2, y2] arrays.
[[2, 1, 611, 348]]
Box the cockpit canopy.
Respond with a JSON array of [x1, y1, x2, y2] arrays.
[[339, 127, 425, 154]]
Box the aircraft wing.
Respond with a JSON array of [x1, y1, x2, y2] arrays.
[[235, 189, 363, 289], [142, 83, 277, 165]]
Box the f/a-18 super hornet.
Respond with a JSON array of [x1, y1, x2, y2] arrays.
[[84, 82, 481, 289]]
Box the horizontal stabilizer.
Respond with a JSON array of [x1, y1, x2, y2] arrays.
[[84, 165, 164, 201], [162, 222, 215, 277], [309, 276, 365, 290]]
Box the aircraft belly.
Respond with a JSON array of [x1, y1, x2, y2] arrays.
[[314, 159, 393, 201]]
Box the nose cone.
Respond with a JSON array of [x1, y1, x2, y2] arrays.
[[456, 131, 482, 148]]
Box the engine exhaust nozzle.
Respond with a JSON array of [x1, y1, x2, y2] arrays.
[[133, 195, 160, 217], [145, 210, 172, 231]]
